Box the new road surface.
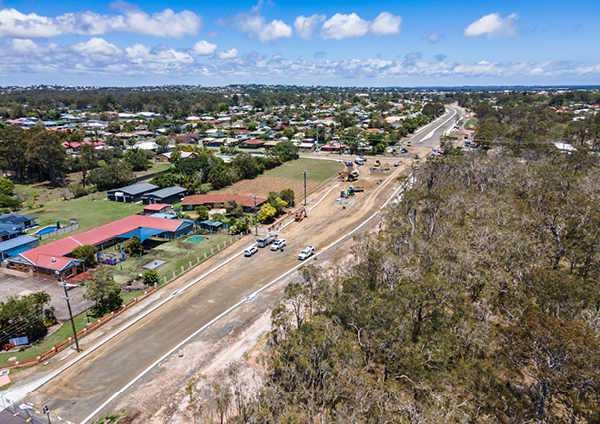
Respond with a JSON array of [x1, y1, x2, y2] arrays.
[[7, 161, 408, 423]]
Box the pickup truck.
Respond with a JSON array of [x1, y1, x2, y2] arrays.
[[298, 246, 315, 260]]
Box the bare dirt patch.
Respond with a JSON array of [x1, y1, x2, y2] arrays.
[[219, 177, 322, 204]]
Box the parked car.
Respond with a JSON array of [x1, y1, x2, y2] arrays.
[[400, 148, 408, 153], [298, 246, 315, 260], [244, 246, 258, 257], [271, 239, 286, 251], [394, 161, 400, 167]]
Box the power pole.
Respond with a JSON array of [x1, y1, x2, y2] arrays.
[[58, 280, 80, 352], [252, 195, 258, 235], [303, 170, 307, 206]]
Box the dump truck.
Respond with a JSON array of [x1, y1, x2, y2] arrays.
[[349, 185, 365, 193], [295, 208, 307, 221], [257, 234, 277, 248]]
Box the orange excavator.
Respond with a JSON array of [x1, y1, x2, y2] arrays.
[[295, 208, 307, 221]]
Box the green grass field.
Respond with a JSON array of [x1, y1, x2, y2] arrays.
[[0, 311, 99, 367], [264, 158, 343, 182], [26, 193, 144, 244], [105, 234, 231, 285], [464, 118, 479, 128]]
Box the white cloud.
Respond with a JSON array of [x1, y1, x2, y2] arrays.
[[216, 48, 238, 59], [320, 13, 369, 40], [1, 38, 600, 83], [125, 44, 194, 63], [463, 13, 519, 38], [72, 38, 122, 55], [294, 14, 326, 40], [422, 31, 444, 44], [191, 40, 217, 56], [370, 12, 402, 36], [320, 12, 403, 40], [218, 12, 292, 43], [0, 4, 202, 39]]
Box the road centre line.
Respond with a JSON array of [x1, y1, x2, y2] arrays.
[[80, 170, 413, 424], [0, 182, 342, 410]]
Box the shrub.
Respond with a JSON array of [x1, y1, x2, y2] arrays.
[[143, 269, 159, 285]]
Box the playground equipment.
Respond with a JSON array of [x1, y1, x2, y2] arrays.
[[97, 250, 126, 265]]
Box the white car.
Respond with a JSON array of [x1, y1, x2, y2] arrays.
[[271, 239, 286, 251], [298, 245, 315, 260], [244, 246, 258, 257]]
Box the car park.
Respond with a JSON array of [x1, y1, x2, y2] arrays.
[[271, 239, 286, 251], [298, 245, 315, 260], [244, 246, 258, 257]]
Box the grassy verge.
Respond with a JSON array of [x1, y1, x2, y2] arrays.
[[120, 290, 147, 305], [0, 311, 99, 367], [264, 158, 344, 182], [464, 118, 478, 128]]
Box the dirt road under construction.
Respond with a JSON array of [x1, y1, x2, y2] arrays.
[[16, 158, 408, 423]]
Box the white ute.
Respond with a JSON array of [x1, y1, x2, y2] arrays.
[[244, 246, 258, 257], [271, 239, 286, 251], [298, 245, 315, 260]]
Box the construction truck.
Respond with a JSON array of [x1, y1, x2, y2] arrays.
[[295, 208, 307, 221], [374, 159, 381, 167], [257, 234, 277, 248], [338, 171, 358, 182], [348, 185, 364, 195]]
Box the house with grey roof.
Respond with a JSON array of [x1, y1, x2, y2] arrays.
[[141, 186, 188, 205], [107, 183, 159, 203]]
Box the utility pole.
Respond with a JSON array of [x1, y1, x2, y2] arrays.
[[252, 195, 259, 235], [303, 170, 307, 206], [57, 279, 80, 352], [43, 405, 51, 424]]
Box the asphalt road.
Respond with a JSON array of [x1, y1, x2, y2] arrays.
[[410, 105, 463, 148], [18, 162, 405, 424]]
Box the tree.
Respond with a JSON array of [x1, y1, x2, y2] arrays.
[[279, 188, 295, 207], [125, 235, 143, 256], [89, 161, 135, 191], [124, 152, 150, 171], [268, 140, 299, 161], [258, 203, 276, 222], [143, 269, 159, 285], [231, 153, 261, 179], [29, 129, 68, 187], [170, 150, 181, 162], [155, 135, 169, 154], [268, 192, 288, 214], [195, 205, 210, 221], [224, 198, 244, 217], [71, 245, 97, 267], [84, 268, 123, 317], [0, 178, 14, 195]]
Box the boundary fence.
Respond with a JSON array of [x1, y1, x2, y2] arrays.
[[37, 221, 80, 241], [0, 234, 245, 372]]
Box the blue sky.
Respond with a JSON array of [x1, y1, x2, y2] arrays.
[[0, 0, 598, 86]]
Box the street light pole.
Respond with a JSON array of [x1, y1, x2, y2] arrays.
[[57, 280, 81, 352]]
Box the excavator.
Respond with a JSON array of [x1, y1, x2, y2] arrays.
[[295, 208, 307, 221], [338, 171, 358, 182]]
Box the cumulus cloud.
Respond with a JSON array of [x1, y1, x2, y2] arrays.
[[216, 48, 238, 59], [463, 13, 519, 38], [320, 12, 402, 40], [218, 9, 292, 43], [191, 40, 217, 56], [125, 44, 194, 63], [370, 12, 402, 36], [0, 3, 202, 39], [320, 13, 370, 39], [294, 14, 326, 40], [422, 31, 444, 44], [2, 38, 600, 83]]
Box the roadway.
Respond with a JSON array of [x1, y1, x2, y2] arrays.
[[11, 162, 405, 423], [410, 105, 463, 148]]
